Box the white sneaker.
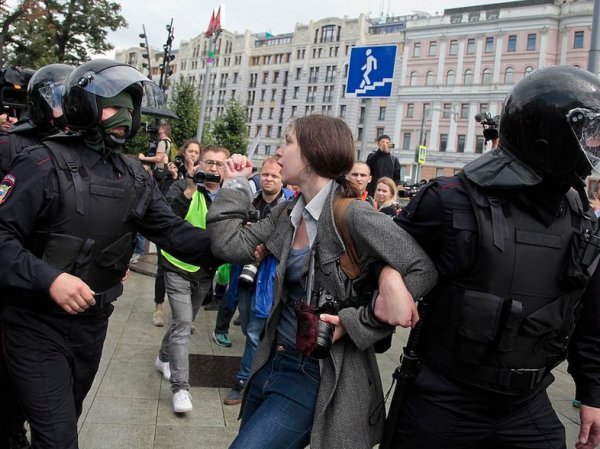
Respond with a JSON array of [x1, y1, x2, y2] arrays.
[[173, 389, 193, 413], [155, 357, 171, 381]]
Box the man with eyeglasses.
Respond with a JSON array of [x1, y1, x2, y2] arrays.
[[156, 144, 229, 414]]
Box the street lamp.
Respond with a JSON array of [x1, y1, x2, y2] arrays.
[[411, 106, 458, 183], [139, 25, 152, 80]]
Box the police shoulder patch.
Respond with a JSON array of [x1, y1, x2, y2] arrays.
[[0, 174, 15, 206]]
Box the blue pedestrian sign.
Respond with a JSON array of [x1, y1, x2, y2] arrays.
[[345, 45, 397, 98]]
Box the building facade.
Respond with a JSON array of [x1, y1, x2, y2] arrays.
[[114, 0, 594, 181]]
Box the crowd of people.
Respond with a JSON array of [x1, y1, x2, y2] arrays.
[[1, 58, 600, 449]]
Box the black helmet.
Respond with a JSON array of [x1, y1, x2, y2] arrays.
[[62, 59, 163, 138], [499, 65, 600, 179], [0, 66, 35, 112], [27, 63, 74, 128]]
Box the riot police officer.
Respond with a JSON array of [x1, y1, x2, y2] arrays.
[[0, 59, 218, 449], [388, 66, 600, 448], [0, 62, 74, 449]]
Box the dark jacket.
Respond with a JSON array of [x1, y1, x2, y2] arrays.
[[366, 149, 401, 197]]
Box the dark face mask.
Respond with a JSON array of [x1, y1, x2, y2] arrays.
[[100, 107, 132, 149]]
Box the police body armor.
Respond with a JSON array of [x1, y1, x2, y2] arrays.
[[424, 174, 600, 393], [28, 137, 150, 309], [0, 122, 44, 176]]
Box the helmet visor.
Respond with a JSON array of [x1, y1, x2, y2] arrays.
[[39, 82, 66, 116], [75, 64, 164, 109], [567, 108, 600, 174]]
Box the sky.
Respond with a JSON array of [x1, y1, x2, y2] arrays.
[[107, 0, 505, 54]]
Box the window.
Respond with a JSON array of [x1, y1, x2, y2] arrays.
[[466, 38, 475, 54], [436, 168, 445, 177], [291, 105, 297, 116], [320, 25, 336, 43], [413, 43, 421, 57], [504, 67, 515, 84], [457, 134, 466, 153], [266, 125, 273, 137], [481, 68, 492, 85], [574, 31, 585, 49], [359, 106, 365, 124], [410, 71, 418, 86], [265, 144, 272, 155], [357, 128, 363, 141], [295, 67, 301, 80], [476, 136, 486, 153], [486, 10, 499, 20], [428, 42, 437, 57], [527, 34, 536, 51], [258, 108, 263, 119], [425, 71, 434, 86], [271, 89, 277, 101], [269, 108, 274, 119], [379, 107, 386, 121], [403, 133, 412, 150], [446, 70, 455, 86], [262, 72, 269, 83], [442, 103, 452, 118], [507, 35, 517, 52], [339, 105, 346, 118], [273, 71, 279, 83], [439, 134, 448, 152], [468, 12, 480, 22], [293, 86, 299, 99], [260, 89, 266, 101], [484, 37, 494, 53], [524, 66, 534, 76], [449, 40, 458, 56], [479, 103, 488, 113], [376, 127, 385, 138], [460, 103, 469, 119], [406, 103, 415, 118], [464, 69, 474, 85], [451, 13, 462, 24]]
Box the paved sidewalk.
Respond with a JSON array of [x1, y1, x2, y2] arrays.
[[77, 271, 582, 449]]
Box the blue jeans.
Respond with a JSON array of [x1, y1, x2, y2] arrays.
[[229, 346, 320, 449], [236, 287, 267, 383], [159, 270, 212, 392], [133, 233, 145, 256]]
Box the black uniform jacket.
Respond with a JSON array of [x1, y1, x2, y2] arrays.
[[0, 142, 219, 303], [394, 177, 600, 407]]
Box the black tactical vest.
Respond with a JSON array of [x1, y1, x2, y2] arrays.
[[0, 130, 42, 177], [424, 175, 599, 393], [31, 139, 149, 296]]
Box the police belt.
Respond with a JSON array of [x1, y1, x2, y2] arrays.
[[428, 350, 547, 391], [93, 283, 124, 308]]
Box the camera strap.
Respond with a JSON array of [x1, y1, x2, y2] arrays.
[[304, 247, 317, 307]]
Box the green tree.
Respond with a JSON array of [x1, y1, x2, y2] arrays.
[[122, 115, 152, 156], [205, 99, 248, 155], [168, 79, 200, 147], [1, 0, 127, 67]]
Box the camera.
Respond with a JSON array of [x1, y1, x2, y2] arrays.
[[474, 112, 500, 143], [193, 170, 221, 185], [173, 155, 186, 174], [239, 209, 261, 284]]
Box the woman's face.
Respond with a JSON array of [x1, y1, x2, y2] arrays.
[[275, 128, 308, 185], [375, 183, 393, 203], [184, 143, 200, 164]]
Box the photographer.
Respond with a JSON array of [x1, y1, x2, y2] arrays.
[[206, 114, 436, 449], [155, 143, 229, 414], [475, 111, 500, 150]]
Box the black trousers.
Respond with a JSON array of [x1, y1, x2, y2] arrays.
[[0, 333, 26, 448], [389, 365, 566, 449], [0, 304, 112, 449]]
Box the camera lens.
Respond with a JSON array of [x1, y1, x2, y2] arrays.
[[310, 321, 334, 359], [239, 263, 258, 284]]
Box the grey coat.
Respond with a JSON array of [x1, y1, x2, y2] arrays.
[[207, 185, 437, 449]]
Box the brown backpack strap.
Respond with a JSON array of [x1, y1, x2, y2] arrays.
[[333, 195, 361, 280]]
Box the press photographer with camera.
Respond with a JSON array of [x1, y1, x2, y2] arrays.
[[475, 111, 500, 150], [155, 143, 228, 414], [206, 114, 436, 449]]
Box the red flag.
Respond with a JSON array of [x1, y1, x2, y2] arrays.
[[214, 6, 221, 31], [206, 10, 216, 37]]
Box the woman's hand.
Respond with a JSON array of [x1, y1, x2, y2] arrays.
[[223, 154, 253, 181], [374, 266, 419, 328], [319, 314, 347, 342], [167, 162, 178, 179]]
